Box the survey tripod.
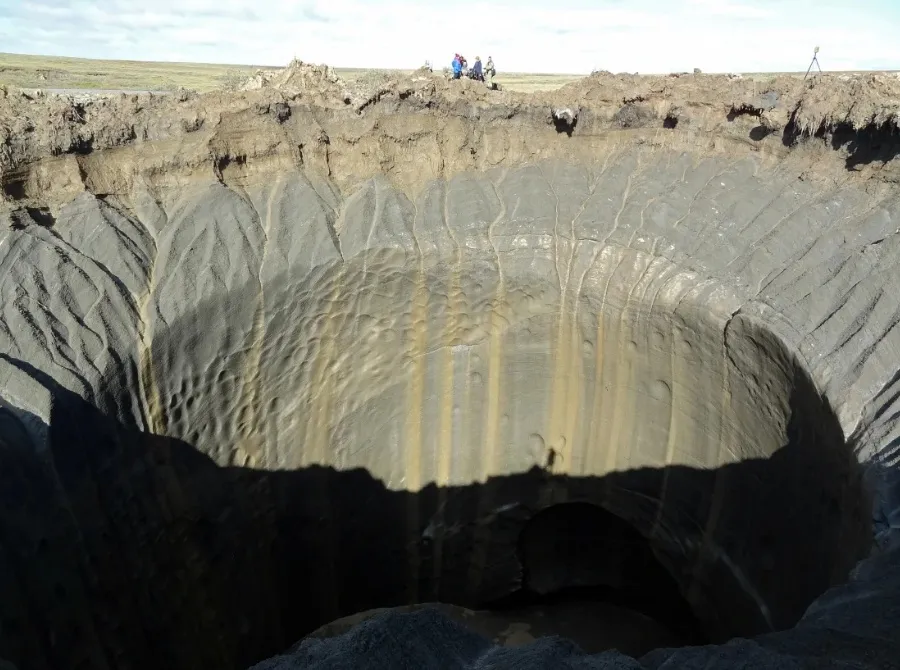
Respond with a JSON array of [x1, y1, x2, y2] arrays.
[[804, 47, 822, 80]]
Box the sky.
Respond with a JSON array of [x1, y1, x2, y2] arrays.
[[1, 0, 899, 74]]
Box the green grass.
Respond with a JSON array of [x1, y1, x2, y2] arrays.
[[0, 52, 585, 93], [0, 52, 279, 91]]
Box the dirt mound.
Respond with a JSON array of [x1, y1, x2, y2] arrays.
[[233, 59, 502, 111], [239, 59, 346, 99]]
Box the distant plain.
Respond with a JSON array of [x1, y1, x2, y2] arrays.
[[0, 52, 585, 93], [2, 52, 894, 96]]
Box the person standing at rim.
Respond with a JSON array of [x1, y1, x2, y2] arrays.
[[472, 56, 484, 81], [485, 56, 496, 87], [452, 54, 463, 79]]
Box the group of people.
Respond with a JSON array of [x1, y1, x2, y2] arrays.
[[451, 54, 496, 86]]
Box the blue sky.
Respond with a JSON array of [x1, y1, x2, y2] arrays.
[[1, 0, 899, 73]]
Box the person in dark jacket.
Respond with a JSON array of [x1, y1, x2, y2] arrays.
[[472, 56, 483, 81]]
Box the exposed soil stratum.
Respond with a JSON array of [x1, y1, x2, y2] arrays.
[[1, 62, 900, 669]]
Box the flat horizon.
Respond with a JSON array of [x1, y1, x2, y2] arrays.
[[2, 51, 899, 78]]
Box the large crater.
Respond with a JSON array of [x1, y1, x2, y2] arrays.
[[1, 72, 900, 669]]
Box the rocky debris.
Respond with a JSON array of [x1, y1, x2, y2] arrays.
[[251, 557, 900, 670], [295, 600, 684, 658], [249, 607, 653, 669]]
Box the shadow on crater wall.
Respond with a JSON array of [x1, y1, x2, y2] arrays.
[[777, 114, 900, 170], [0, 356, 871, 670]]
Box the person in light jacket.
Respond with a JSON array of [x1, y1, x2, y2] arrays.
[[485, 56, 496, 87]]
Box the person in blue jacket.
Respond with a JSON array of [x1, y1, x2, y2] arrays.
[[452, 54, 463, 79]]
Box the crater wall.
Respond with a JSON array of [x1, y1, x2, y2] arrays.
[[1, 72, 899, 669]]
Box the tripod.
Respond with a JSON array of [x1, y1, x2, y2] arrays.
[[804, 47, 822, 80]]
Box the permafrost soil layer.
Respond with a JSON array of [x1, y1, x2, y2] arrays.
[[1, 64, 900, 669]]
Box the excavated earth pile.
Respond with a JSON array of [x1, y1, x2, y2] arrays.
[[1, 62, 900, 669]]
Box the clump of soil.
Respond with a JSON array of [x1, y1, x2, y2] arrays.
[[613, 102, 656, 128]]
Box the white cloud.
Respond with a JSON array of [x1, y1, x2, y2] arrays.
[[1, 0, 899, 73]]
